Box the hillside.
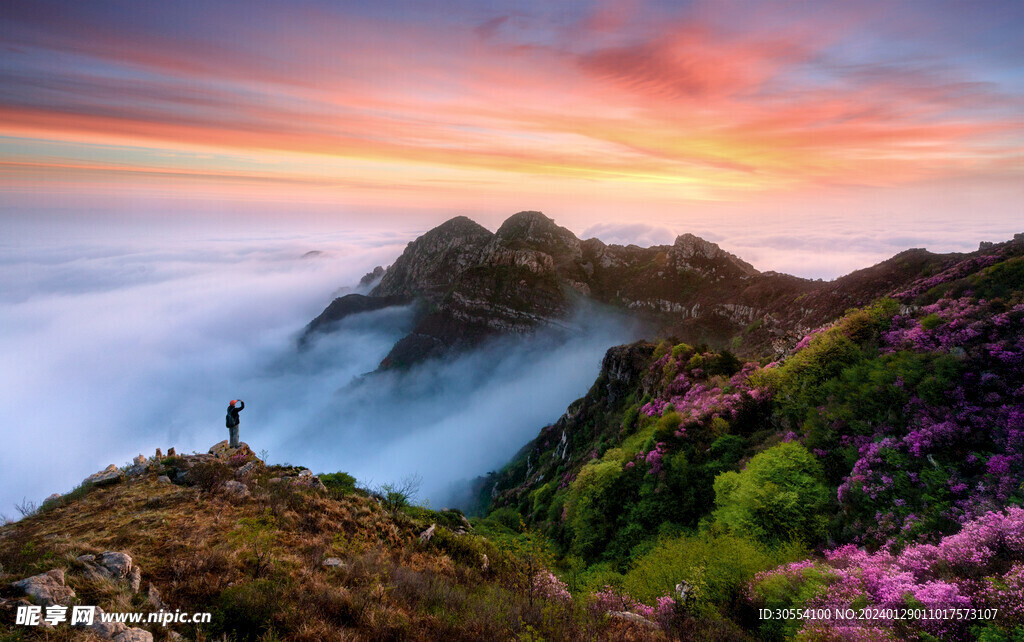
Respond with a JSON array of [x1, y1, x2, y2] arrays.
[[0, 443, 693, 641], [475, 237, 1024, 640], [300, 211, 965, 369], [6, 227, 1023, 641]]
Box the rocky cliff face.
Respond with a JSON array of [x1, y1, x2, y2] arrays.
[[303, 210, 995, 368]]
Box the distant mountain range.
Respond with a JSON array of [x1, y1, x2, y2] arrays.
[[302, 211, 1014, 367]]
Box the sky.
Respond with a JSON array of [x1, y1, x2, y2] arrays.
[[2, 0, 1023, 275]]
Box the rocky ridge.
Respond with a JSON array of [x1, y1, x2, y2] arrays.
[[301, 210, 1006, 367]]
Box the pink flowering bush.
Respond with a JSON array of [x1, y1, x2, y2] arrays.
[[532, 570, 572, 604], [750, 506, 1024, 640], [589, 585, 678, 631]]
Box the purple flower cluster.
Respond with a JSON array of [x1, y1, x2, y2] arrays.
[[832, 296, 1024, 543], [643, 360, 766, 424], [892, 254, 1002, 302], [589, 586, 677, 630], [645, 442, 667, 475], [751, 507, 1024, 639], [533, 571, 572, 603]]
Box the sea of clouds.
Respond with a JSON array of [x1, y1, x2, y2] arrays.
[[0, 225, 639, 517]]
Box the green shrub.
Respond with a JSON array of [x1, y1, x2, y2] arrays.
[[214, 579, 286, 640], [566, 459, 624, 559], [319, 471, 357, 495], [713, 443, 830, 545], [189, 461, 233, 493], [622, 532, 805, 614]]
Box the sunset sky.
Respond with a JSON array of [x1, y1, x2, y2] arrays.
[[2, 0, 1023, 274]]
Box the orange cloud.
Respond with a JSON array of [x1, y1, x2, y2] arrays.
[[1, 3, 1022, 208]]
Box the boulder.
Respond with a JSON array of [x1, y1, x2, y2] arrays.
[[125, 464, 149, 478], [155, 448, 163, 459], [133, 454, 147, 466], [114, 629, 153, 642], [157, 475, 171, 484], [78, 606, 127, 638], [97, 552, 133, 579], [43, 493, 62, 505], [167, 448, 176, 457], [608, 611, 659, 628], [209, 440, 254, 461], [129, 566, 142, 593], [220, 480, 250, 499], [10, 569, 75, 606], [235, 461, 261, 478], [84, 465, 124, 487], [418, 524, 436, 543], [322, 557, 346, 568]]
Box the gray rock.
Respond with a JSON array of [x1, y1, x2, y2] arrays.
[[235, 461, 260, 478], [85, 464, 124, 487], [11, 569, 75, 606], [129, 565, 142, 593], [114, 629, 153, 642], [322, 557, 346, 568], [167, 632, 184, 641], [147, 583, 167, 610], [79, 606, 127, 638], [43, 493, 62, 505], [418, 524, 436, 543], [221, 480, 250, 499], [608, 611, 659, 628], [133, 454, 147, 466], [97, 552, 133, 579], [675, 580, 692, 605], [157, 475, 171, 484], [125, 464, 149, 478]]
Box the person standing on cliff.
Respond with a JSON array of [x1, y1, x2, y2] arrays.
[[226, 399, 244, 448]]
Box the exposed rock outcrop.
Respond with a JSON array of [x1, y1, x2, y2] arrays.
[[306, 210, 995, 368], [10, 569, 75, 606], [84, 465, 124, 487]]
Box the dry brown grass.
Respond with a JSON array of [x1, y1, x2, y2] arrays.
[[0, 468, 680, 642]]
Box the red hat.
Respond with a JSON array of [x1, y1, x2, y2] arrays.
[[229, 400, 237, 406]]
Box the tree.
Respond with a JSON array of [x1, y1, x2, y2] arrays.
[[713, 442, 830, 545]]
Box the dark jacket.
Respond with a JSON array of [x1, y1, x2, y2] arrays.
[[226, 401, 244, 428]]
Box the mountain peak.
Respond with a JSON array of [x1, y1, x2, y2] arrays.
[[371, 216, 493, 297], [494, 211, 581, 260], [669, 233, 758, 276], [422, 216, 494, 242]]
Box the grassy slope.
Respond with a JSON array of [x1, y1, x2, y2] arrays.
[[0, 459, 668, 642]]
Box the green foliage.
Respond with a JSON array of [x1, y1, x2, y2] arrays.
[[214, 579, 286, 641], [319, 471, 357, 495], [974, 624, 1024, 642], [750, 563, 836, 641], [671, 342, 693, 359], [622, 532, 806, 615], [487, 507, 524, 533], [566, 459, 624, 559], [713, 443, 830, 545], [653, 411, 682, 442], [229, 509, 278, 578]]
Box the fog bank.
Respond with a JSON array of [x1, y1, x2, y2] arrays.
[[0, 228, 637, 516]]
